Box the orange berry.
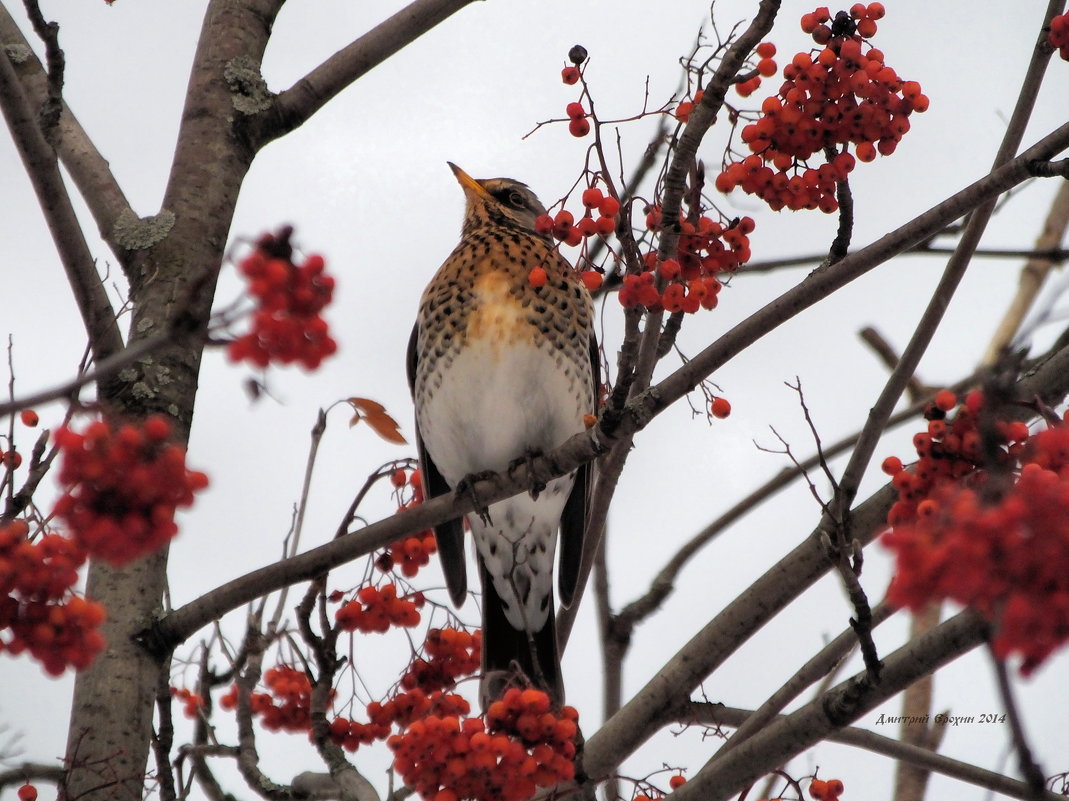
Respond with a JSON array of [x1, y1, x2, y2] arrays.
[[17, 785, 38, 801], [581, 187, 604, 208], [580, 271, 603, 291], [933, 389, 957, 412], [598, 196, 620, 218], [669, 775, 687, 789], [881, 456, 903, 475], [20, 409, 39, 427], [528, 267, 548, 288], [711, 397, 731, 419], [756, 41, 776, 58]]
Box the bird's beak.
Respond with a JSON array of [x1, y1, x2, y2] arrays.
[[448, 162, 491, 201]]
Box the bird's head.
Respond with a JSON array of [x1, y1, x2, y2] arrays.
[[448, 162, 548, 235]]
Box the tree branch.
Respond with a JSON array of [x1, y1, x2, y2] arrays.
[[673, 611, 991, 801], [257, 0, 480, 145], [0, 32, 123, 363], [0, 4, 136, 260]]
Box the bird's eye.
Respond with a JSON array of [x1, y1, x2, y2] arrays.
[[507, 190, 527, 209]]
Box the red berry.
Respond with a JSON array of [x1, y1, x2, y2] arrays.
[[565, 102, 586, 120], [17, 784, 38, 801], [528, 267, 548, 288], [598, 196, 620, 217], [933, 389, 957, 412], [711, 397, 731, 419], [20, 409, 39, 427], [581, 187, 604, 208], [568, 117, 591, 137], [561, 66, 580, 85]]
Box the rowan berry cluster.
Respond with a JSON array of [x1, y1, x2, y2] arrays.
[[882, 393, 1069, 673], [718, 5, 927, 212], [531, 183, 617, 292], [560, 45, 590, 137], [535, 185, 620, 248], [1051, 12, 1069, 60], [735, 41, 779, 97], [0, 519, 106, 676], [52, 415, 209, 566], [220, 665, 327, 732], [809, 778, 845, 799], [401, 627, 482, 693], [228, 226, 338, 370], [881, 390, 1027, 528], [334, 583, 423, 633], [618, 211, 751, 313], [389, 687, 578, 801], [170, 686, 206, 719], [330, 626, 481, 752], [377, 469, 439, 578]]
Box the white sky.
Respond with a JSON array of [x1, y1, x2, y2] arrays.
[[2, 1, 1069, 799]]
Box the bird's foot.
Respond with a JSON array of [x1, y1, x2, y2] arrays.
[[507, 450, 547, 500], [455, 471, 497, 525]]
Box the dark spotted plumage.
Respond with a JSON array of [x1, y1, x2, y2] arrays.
[[407, 163, 597, 706]]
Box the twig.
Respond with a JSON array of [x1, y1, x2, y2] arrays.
[[988, 645, 1047, 799], [743, 244, 1069, 273], [826, 145, 853, 264], [20, 0, 63, 138], [858, 327, 932, 401]]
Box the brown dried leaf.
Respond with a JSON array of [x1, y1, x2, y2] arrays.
[[347, 397, 407, 444]]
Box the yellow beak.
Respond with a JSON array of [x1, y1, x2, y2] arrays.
[[448, 162, 491, 200]]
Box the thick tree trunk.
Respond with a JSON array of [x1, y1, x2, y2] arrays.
[[60, 2, 281, 797]]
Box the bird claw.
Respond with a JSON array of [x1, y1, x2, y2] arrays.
[[507, 451, 546, 500], [456, 471, 497, 525]]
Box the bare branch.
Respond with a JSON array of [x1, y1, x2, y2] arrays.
[[0, 5, 135, 258], [672, 611, 991, 801], [0, 34, 123, 362], [260, 0, 480, 144]]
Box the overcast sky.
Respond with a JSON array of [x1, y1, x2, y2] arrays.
[[3, 1, 1069, 799]]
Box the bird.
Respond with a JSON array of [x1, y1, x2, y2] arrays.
[[407, 163, 598, 706]]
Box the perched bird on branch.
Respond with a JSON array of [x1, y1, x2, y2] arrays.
[[408, 163, 598, 706]]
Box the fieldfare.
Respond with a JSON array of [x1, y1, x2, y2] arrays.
[[407, 163, 598, 705]]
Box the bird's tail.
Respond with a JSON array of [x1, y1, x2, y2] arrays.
[[479, 562, 564, 707]]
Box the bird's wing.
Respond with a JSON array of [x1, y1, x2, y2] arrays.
[[557, 331, 599, 608], [406, 322, 467, 606]]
